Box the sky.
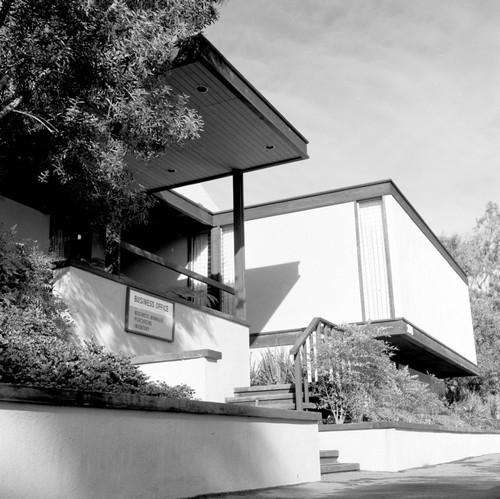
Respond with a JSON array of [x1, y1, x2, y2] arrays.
[[181, 0, 500, 236]]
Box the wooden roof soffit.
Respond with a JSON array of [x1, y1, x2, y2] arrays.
[[128, 35, 308, 193]]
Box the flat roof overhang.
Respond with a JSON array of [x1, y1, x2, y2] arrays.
[[367, 318, 479, 378], [127, 35, 308, 192]]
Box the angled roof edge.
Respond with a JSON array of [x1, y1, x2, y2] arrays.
[[173, 35, 308, 157], [368, 317, 479, 378], [212, 179, 468, 283]]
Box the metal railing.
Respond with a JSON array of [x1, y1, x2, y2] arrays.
[[290, 317, 339, 410]]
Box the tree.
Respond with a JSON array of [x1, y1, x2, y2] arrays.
[[442, 202, 500, 397], [0, 0, 221, 231]]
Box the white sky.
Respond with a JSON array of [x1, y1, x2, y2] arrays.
[[180, 0, 500, 236]]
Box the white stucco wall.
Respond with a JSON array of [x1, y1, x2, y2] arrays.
[[319, 425, 500, 472], [53, 266, 250, 401], [0, 195, 50, 251], [0, 400, 321, 499], [139, 357, 222, 401], [384, 196, 476, 363], [244, 203, 362, 333]]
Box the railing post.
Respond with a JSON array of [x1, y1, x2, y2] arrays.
[[291, 317, 341, 411], [294, 353, 303, 411]]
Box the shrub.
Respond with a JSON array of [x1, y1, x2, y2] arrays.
[[0, 226, 72, 339], [0, 331, 193, 398], [250, 348, 295, 386], [311, 323, 449, 424]]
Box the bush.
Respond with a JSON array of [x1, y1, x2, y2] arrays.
[[311, 323, 450, 424], [0, 226, 72, 339], [0, 331, 193, 398], [0, 227, 193, 399]]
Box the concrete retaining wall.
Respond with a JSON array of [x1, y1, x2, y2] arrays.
[[319, 422, 500, 471], [0, 385, 321, 499]]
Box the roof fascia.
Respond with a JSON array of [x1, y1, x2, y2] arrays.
[[148, 155, 306, 193], [196, 36, 308, 153], [172, 36, 308, 160], [213, 180, 395, 225], [368, 317, 479, 377], [386, 183, 467, 283], [212, 179, 468, 284]]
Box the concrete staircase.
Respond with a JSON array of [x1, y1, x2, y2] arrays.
[[225, 383, 319, 410], [320, 450, 360, 475]]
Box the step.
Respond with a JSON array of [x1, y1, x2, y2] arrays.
[[320, 450, 339, 465], [226, 399, 318, 411], [233, 384, 295, 396], [226, 392, 295, 404], [320, 450, 359, 475], [321, 462, 360, 474]]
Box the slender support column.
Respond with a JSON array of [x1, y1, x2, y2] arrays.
[[210, 226, 222, 310], [232, 170, 246, 320]]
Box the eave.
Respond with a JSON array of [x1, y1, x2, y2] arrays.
[[127, 35, 308, 192], [367, 318, 479, 378]]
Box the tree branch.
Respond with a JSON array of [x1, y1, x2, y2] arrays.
[[0, 0, 14, 29], [11, 108, 58, 133], [0, 96, 21, 120]]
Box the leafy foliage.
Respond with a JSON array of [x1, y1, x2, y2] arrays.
[[0, 226, 73, 339], [250, 348, 295, 386], [442, 202, 500, 399], [311, 324, 449, 424], [0, 227, 193, 398], [0, 0, 221, 231], [0, 331, 193, 398], [442, 202, 500, 300]]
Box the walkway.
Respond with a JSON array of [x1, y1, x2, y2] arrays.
[[205, 453, 500, 499]]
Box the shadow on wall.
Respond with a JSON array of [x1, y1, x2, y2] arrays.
[[246, 262, 300, 334], [55, 267, 217, 357], [2, 404, 317, 498]]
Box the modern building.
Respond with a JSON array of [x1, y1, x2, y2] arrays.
[[0, 36, 477, 405], [214, 180, 479, 385]]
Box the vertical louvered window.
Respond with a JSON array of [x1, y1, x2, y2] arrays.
[[357, 199, 392, 320], [220, 225, 235, 314], [190, 232, 209, 305]]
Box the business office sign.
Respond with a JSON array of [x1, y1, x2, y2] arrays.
[[125, 288, 174, 342]]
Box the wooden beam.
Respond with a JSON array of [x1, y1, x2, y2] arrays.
[[233, 171, 246, 319], [121, 241, 235, 295], [154, 190, 214, 226]]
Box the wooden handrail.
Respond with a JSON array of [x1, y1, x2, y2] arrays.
[[291, 317, 340, 410], [290, 317, 323, 356], [121, 241, 236, 295]]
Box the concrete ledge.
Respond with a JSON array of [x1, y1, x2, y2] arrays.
[[132, 349, 222, 365], [318, 421, 500, 435], [0, 384, 321, 422], [0, 384, 321, 497], [319, 421, 500, 471]]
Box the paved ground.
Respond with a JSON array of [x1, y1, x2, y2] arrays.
[[204, 454, 500, 499]]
